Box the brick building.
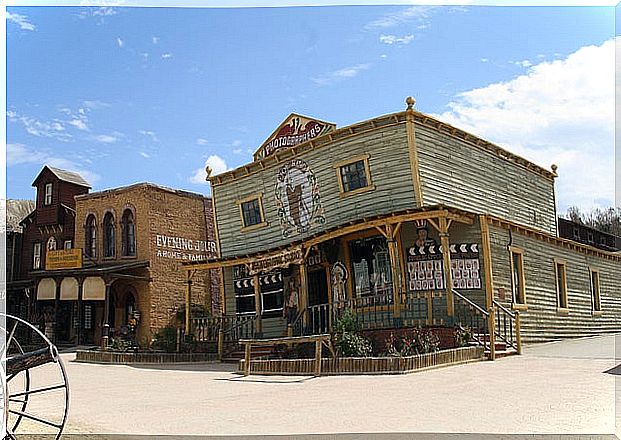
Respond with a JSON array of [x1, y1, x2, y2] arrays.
[[32, 182, 219, 346]]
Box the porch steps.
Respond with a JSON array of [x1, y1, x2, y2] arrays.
[[470, 335, 518, 359]]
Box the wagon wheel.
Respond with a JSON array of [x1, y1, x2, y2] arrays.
[[1, 314, 69, 439]]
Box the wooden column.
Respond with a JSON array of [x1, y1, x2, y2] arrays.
[[439, 216, 454, 317], [299, 262, 309, 325], [386, 224, 401, 319], [253, 274, 262, 334], [219, 268, 226, 316], [325, 264, 333, 332], [185, 272, 193, 338], [54, 278, 61, 345], [77, 277, 84, 345], [102, 280, 112, 350], [479, 215, 495, 310]]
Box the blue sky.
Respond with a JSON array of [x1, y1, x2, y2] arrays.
[[6, 4, 616, 213]]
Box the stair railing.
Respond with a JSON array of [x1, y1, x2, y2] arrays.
[[492, 300, 522, 354], [453, 289, 494, 358]]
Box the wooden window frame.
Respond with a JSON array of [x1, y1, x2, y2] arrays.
[[509, 246, 527, 310], [553, 258, 569, 314], [33, 242, 42, 270], [85, 214, 97, 259], [121, 208, 137, 258], [63, 240, 72, 250], [333, 153, 376, 197], [44, 183, 53, 206], [589, 267, 602, 315], [236, 193, 267, 233]]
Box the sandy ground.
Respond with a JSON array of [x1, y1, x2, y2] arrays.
[[6, 333, 620, 437]]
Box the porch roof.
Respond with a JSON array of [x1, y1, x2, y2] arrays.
[[29, 260, 151, 280], [182, 204, 476, 272]]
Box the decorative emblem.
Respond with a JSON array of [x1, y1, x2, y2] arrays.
[[331, 261, 349, 305], [275, 159, 325, 238]]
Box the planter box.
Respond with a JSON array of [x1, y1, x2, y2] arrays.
[[238, 346, 485, 376], [75, 350, 218, 364]]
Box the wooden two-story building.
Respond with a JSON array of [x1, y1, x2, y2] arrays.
[[185, 98, 620, 348]]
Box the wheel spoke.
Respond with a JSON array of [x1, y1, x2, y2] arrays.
[[10, 383, 66, 398], [1, 321, 19, 358], [8, 409, 63, 428]]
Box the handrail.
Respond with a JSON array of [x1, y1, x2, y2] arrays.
[[492, 300, 515, 318], [222, 315, 256, 337], [453, 290, 489, 317]]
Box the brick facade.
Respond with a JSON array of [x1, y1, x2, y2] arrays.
[[75, 183, 219, 342]]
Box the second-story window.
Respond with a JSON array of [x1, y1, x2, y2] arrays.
[[103, 212, 116, 258], [44, 183, 53, 205], [47, 236, 57, 251], [64, 240, 72, 250], [33, 242, 41, 270], [121, 209, 136, 256], [237, 194, 267, 232], [334, 154, 374, 196], [85, 215, 97, 258]]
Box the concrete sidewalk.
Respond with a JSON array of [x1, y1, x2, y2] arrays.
[[12, 334, 620, 437]]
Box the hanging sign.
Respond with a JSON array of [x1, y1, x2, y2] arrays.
[[254, 114, 335, 161], [247, 246, 304, 275], [45, 249, 83, 270]]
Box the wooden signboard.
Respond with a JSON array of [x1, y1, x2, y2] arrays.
[[46, 248, 83, 271]]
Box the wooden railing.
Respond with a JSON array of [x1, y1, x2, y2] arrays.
[[492, 299, 522, 354], [453, 289, 493, 357]]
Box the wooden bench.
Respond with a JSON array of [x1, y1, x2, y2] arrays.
[[238, 334, 334, 376]]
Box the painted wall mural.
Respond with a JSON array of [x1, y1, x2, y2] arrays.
[[275, 159, 325, 238]]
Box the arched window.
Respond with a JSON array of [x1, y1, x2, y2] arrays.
[[85, 215, 97, 258], [103, 212, 116, 258], [121, 209, 136, 257], [46, 236, 57, 251]]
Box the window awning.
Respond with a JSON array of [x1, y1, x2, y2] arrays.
[[37, 278, 56, 300], [83, 277, 106, 301], [60, 277, 79, 300]]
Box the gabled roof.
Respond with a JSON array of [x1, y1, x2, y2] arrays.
[[32, 165, 91, 188], [6, 199, 35, 233]]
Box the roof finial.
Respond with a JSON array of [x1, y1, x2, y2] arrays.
[[406, 96, 416, 110], [551, 164, 558, 177], [205, 166, 213, 180]]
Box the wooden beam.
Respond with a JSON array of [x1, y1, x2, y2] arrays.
[[375, 225, 388, 238], [392, 222, 403, 239], [439, 216, 454, 316], [253, 274, 262, 334], [479, 214, 495, 310], [405, 106, 424, 206], [427, 218, 441, 233], [299, 263, 308, 326], [386, 224, 401, 319]]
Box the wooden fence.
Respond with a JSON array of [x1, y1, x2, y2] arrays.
[[75, 350, 218, 364], [238, 346, 484, 376]]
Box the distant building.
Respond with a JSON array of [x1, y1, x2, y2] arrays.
[[6, 199, 36, 320], [557, 217, 619, 252], [30, 182, 219, 346]]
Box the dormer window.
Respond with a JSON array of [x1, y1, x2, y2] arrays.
[[44, 183, 53, 205]]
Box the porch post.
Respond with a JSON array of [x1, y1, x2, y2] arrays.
[[386, 224, 401, 323], [479, 215, 494, 310], [439, 216, 454, 318], [253, 274, 262, 335], [102, 279, 112, 350], [299, 262, 309, 326], [54, 277, 61, 345], [77, 277, 84, 345], [185, 271, 192, 338]]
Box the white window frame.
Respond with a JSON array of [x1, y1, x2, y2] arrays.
[[33, 242, 41, 270], [44, 183, 53, 205]]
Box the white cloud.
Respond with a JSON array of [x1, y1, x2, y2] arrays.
[[152, 36, 159, 44], [116, 37, 124, 47], [480, 58, 489, 63], [190, 155, 229, 184], [380, 54, 388, 59], [12, 114, 72, 141], [365, 6, 438, 30], [433, 38, 615, 212], [196, 138, 208, 146], [93, 133, 121, 143], [7, 143, 100, 184], [232, 140, 242, 147], [379, 34, 414, 45], [7, 12, 36, 31], [139, 152, 151, 158], [82, 100, 110, 110], [311, 63, 371, 86], [68, 118, 89, 131], [161, 53, 173, 59], [138, 130, 158, 142]]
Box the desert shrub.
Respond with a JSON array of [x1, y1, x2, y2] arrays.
[[332, 309, 372, 358], [151, 326, 178, 352], [454, 327, 472, 348], [383, 327, 440, 357]]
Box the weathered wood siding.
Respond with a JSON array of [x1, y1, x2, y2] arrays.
[[489, 224, 621, 343], [214, 123, 415, 257], [415, 123, 557, 235]]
